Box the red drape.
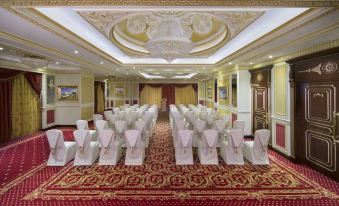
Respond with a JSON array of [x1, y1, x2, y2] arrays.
[[139, 83, 198, 108], [25, 72, 42, 95], [0, 68, 22, 143]]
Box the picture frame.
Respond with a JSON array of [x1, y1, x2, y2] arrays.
[[115, 87, 124, 94], [219, 87, 228, 100], [57, 85, 79, 101], [207, 87, 212, 98]]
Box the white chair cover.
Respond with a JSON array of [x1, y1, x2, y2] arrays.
[[134, 120, 149, 147], [234, 120, 245, 131], [200, 111, 208, 120], [113, 108, 120, 114], [220, 129, 244, 165], [175, 130, 194, 165], [214, 119, 228, 146], [93, 114, 103, 121], [124, 130, 145, 165], [114, 120, 127, 145], [76, 120, 98, 141], [198, 130, 218, 165], [193, 120, 206, 147], [173, 120, 187, 146], [73, 130, 99, 165], [98, 130, 122, 165], [46, 129, 76, 166], [104, 111, 113, 120], [107, 114, 119, 129], [117, 111, 126, 120], [243, 129, 270, 165], [95, 120, 109, 132]]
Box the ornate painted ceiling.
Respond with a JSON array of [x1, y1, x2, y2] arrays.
[[0, 2, 338, 80], [78, 11, 263, 58]]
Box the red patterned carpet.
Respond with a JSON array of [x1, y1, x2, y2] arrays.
[[0, 112, 338, 206]]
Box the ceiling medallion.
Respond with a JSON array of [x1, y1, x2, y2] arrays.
[[127, 12, 213, 62]]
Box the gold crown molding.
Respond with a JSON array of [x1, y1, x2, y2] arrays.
[[2, 0, 339, 7], [0, 31, 126, 78], [241, 23, 339, 64], [214, 8, 333, 66], [250, 39, 339, 69], [4, 7, 124, 65]]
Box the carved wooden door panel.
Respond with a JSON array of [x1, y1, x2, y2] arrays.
[[250, 66, 272, 133], [253, 86, 269, 130], [296, 81, 339, 180]]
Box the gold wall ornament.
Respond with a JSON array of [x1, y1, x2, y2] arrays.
[[2, 0, 339, 7]]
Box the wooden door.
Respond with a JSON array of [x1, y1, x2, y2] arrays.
[[290, 48, 339, 181], [250, 66, 272, 133], [296, 81, 339, 180]]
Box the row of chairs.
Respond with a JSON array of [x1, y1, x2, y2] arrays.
[[46, 104, 159, 166], [171, 104, 270, 165]]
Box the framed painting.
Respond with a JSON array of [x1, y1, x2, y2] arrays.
[[57, 85, 78, 101], [219, 87, 228, 100]]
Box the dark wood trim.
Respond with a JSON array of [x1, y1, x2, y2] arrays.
[[249, 65, 273, 74], [287, 47, 339, 64]]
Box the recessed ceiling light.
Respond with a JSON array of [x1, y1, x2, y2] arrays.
[[56, 61, 60, 64], [126, 73, 129, 75], [0, 47, 3, 51], [269, 55, 273, 59], [229, 62, 232, 65], [202, 67, 205, 70], [250, 62, 253, 65], [133, 66, 136, 69], [116, 68, 119, 71], [100, 61, 104, 65], [74, 50, 79, 54]]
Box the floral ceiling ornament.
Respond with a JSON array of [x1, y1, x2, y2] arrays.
[[127, 12, 213, 62]]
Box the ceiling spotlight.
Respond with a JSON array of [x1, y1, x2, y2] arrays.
[[229, 62, 232, 65], [74, 50, 79, 54], [126, 73, 129, 75], [250, 62, 253, 65], [116, 68, 119, 71], [56, 61, 60, 64], [132, 66, 136, 69], [269, 55, 273, 59], [100, 61, 104, 65], [0, 47, 3, 51], [202, 67, 205, 70]]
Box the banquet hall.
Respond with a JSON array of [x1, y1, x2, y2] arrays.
[[0, 1, 339, 206]]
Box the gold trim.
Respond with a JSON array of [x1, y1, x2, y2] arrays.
[[2, 0, 339, 7]]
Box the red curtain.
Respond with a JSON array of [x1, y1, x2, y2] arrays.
[[24, 72, 42, 95], [0, 69, 22, 143], [162, 85, 175, 108]]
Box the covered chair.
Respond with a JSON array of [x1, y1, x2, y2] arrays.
[[98, 130, 122, 165], [104, 110, 113, 121], [134, 120, 149, 147], [76, 120, 97, 141], [173, 119, 188, 146], [46, 129, 76, 166], [114, 120, 127, 146], [117, 111, 126, 120], [193, 120, 206, 147], [93, 114, 103, 130], [73, 130, 99, 166], [233, 120, 245, 131], [95, 120, 109, 132], [198, 130, 218, 165], [220, 129, 244, 165], [200, 111, 208, 120], [107, 113, 119, 130], [113, 108, 120, 114], [243, 129, 270, 165], [175, 130, 194, 165], [214, 119, 228, 146], [124, 130, 145, 165], [206, 115, 215, 129]]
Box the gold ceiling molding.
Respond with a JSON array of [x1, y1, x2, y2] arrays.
[[2, 0, 339, 7], [214, 8, 334, 67], [250, 39, 339, 70], [241, 23, 339, 64], [78, 10, 262, 58]]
